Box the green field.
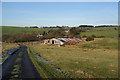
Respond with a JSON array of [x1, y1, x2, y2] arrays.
[[2, 26, 118, 38], [81, 30, 118, 38], [77, 38, 118, 50], [2, 26, 59, 35], [28, 37, 118, 78]]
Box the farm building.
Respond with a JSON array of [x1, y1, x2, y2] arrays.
[[44, 38, 64, 45], [44, 38, 85, 45]]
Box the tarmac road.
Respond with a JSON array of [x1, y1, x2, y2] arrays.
[[2, 46, 41, 79]]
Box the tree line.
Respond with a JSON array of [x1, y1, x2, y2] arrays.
[[25, 25, 119, 28]]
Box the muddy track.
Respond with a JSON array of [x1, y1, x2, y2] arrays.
[[2, 46, 41, 79]]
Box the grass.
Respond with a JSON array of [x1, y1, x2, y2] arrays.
[[2, 26, 59, 35], [0, 42, 2, 63], [2, 26, 118, 38], [81, 30, 118, 38], [77, 38, 118, 50], [28, 39, 118, 78], [2, 43, 19, 62], [2, 42, 19, 52], [27, 46, 66, 78]]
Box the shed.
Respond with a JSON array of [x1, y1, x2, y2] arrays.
[[44, 38, 64, 45]]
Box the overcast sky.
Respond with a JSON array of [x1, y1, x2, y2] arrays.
[[2, 2, 118, 27]]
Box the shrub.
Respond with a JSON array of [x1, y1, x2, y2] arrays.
[[119, 34, 120, 38], [114, 28, 117, 30], [69, 27, 80, 37], [82, 35, 87, 38], [91, 35, 96, 38], [86, 36, 94, 41], [97, 36, 105, 38]]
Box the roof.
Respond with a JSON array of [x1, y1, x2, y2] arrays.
[[51, 38, 64, 45]]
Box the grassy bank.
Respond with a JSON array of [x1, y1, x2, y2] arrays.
[[28, 38, 118, 78], [2, 43, 19, 62], [2, 43, 19, 52]]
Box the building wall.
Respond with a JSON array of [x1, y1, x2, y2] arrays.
[[44, 39, 64, 45]]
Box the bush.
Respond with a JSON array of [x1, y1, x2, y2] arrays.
[[114, 28, 117, 30], [86, 36, 94, 41], [82, 35, 87, 38], [119, 34, 120, 37], [69, 27, 80, 37], [97, 36, 105, 38], [43, 28, 66, 39], [91, 35, 96, 38]]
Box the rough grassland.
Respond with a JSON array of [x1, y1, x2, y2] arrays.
[[28, 39, 118, 78], [2, 43, 19, 52], [77, 38, 118, 50], [1, 43, 19, 62]]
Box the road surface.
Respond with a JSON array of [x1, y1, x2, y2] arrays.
[[2, 46, 41, 79]]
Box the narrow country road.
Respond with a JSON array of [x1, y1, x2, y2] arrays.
[[2, 46, 41, 79]]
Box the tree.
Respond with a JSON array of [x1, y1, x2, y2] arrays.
[[69, 27, 80, 37], [43, 28, 66, 39], [43, 31, 46, 35], [79, 25, 94, 27], [30, 26, 39, 28], [86, 36, 94, 41]]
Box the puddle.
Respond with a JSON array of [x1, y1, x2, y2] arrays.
[[36, 55, 54, 66], [56, 68, 63, 71], [7, 49, 16, 55]]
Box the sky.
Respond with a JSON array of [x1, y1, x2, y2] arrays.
[[2, 2, 118, 27], [1, 0, 119, 2]]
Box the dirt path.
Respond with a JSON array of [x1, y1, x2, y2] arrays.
[[2, 46, 41, 79]]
